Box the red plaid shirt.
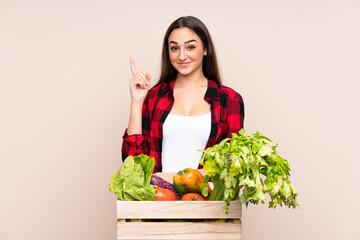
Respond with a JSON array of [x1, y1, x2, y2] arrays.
[[122, 79, 244, 172]]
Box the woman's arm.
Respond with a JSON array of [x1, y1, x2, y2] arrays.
[[127, 57, 151, 134], [121, 57, 151, 160], [127, 101, 143, 135], [121, 100, 150, 159]]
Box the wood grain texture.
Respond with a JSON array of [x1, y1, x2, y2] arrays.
[[117, 222, 241, 240], [117, 201, 242, 239], [117, 200, 242, 219]]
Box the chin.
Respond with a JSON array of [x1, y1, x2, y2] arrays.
[[177, 66, 202, 76], [177, 70, 192, 76]]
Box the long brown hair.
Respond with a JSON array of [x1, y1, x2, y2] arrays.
[[156, 16, 222, 86]]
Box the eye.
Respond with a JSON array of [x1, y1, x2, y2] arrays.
[[187, 45, 196, 50], [170, 46, 178, 51]]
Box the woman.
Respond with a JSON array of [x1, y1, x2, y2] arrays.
[[122, 16, 244, 174]]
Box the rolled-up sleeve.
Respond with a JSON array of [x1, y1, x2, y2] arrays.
[[121, 95, 151, 161], [121, 130, 145, 160]]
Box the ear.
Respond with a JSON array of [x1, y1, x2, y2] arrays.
[[204, 49, 207, 56]]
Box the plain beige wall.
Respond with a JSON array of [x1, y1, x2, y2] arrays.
[[1, 0, 359, 239]]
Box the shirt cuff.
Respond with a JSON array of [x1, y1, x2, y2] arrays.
[[122, 129, 144, 147]]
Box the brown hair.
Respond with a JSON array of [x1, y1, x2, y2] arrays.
[[156, 16, 222, 86]]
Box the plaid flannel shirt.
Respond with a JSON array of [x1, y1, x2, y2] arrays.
[[122, 79, 245, 172]]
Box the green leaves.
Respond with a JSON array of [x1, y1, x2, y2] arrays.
[[200, 130, 299, 213], [109, 154, 156, 201]]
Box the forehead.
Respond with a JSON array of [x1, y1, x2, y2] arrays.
[[168, 27, 202, 44]]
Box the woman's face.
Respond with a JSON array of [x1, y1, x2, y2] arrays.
[[168, 27, 207, 77]]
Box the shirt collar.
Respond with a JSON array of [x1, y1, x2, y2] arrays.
[[204, 79, 220, 102], [169, 79, 176, 93], [162, 78, 220, 102]]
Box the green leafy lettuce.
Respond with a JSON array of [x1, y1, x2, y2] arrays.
[[109, 154, 156, 201], [200, 129, 299, 213]]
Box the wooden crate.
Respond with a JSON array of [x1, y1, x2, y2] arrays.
[[117, 200, 242, 240]]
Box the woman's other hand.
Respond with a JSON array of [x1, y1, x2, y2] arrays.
[[153, 172, 177, 184], [129, 57, 151, 103]]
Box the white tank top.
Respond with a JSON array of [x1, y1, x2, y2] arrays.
[[161, 112, 211, 173]]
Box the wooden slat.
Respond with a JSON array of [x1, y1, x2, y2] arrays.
[[117, 222, 241, 240], [233, 218, 241, 224], [117, 200, 241, 219]]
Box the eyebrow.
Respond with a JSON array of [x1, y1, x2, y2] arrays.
[[169, 39, 197, 45]]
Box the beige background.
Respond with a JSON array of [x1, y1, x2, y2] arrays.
[[1, 0, 359, 239]]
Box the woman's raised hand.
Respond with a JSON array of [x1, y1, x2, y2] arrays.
[[129, 57, 151, 103]]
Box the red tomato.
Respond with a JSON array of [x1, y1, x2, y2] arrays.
[[181, 193, 208, 201], [155, 188, 176, 201]]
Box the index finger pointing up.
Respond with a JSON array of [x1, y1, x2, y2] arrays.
[[129, 57, 137, 77]]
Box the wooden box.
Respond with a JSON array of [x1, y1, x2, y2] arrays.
[[117, 200, 242, 240]]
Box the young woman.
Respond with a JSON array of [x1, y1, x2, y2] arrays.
[[122, 16, 245, 174]]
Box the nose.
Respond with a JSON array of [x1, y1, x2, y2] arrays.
[[178, 48, 186, 61]]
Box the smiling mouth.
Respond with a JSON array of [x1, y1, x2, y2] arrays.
[[178, 62, 191, 67]]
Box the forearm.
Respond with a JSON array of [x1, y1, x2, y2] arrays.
[[153, 172, 176, 183], [127, 101, 143, 135]]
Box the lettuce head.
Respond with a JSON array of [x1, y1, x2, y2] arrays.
[[109, 154, 156, 201]]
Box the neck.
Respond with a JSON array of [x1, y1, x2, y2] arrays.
[[175, 71, 207, 88]]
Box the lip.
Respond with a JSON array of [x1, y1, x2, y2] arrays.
[[178, 62, 191, 67]]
